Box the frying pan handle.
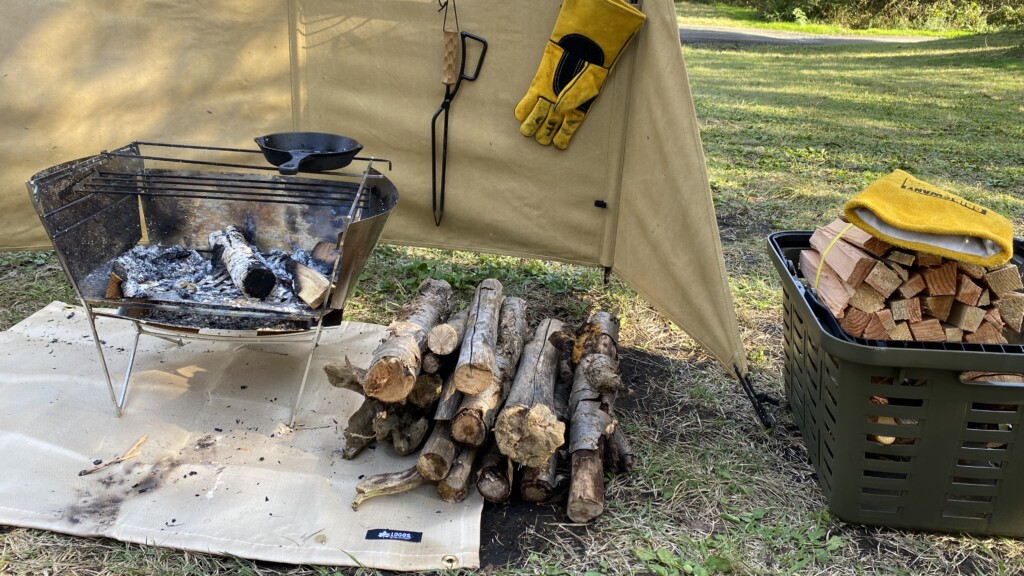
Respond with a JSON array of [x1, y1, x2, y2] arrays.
[[278, 152, 310, 176]]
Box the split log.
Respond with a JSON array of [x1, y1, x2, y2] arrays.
[[428, 308, 469, 356], [362, 278, 452, 403], [352, 467, 426, 510], [452, 279, 505, 394], [285, 259, 331, 309], [416, 420, 458, 481], [476, 442, 514, 503], [995, 292, 1024, 333], [809, 227, 876, 288], [451, 297, 529, 447], [922, 261, 958, 296], [310, 241, 340, 270], [437, 445, 479, 503], [822, 218, 891, 257], [897, 273, 926, 299], [908, 318, 945, 342], [209, 226, 276, 299], [864, 262, 902, 299], [885, 250, 916, 267], [956, 274, 984, 307], [493, 318, 566, 468], [800, 250, 850, 318], [839, 307, 872, 338], [984, 264, 1024, 296], [916, 252, 944, 267]]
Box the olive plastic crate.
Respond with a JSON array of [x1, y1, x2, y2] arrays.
[[768, 231, 1024, 536]]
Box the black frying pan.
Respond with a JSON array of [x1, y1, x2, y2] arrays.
[[255, 132, 363, 175]]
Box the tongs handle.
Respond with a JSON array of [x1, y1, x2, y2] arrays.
[[442, 27, 458, 86]]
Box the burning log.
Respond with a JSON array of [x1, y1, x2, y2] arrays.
[[566, 310, 625, 523], [351, 466, 426, 510], [493, 318, 566, 468], [437, 445, 479, 503], [208, 226, 277, 299], [363, 278, 452, 403], [451, 297, 529, 447], [285, 259, 331, 309], [452, 279, 504, 394], [476, 442, 514, 503], [428, 308, 470, 356]]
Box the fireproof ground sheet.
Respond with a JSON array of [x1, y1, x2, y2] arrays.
[[0, 302, 482, 571]]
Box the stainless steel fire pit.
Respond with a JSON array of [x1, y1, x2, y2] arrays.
[[26, 142, 398, 425]]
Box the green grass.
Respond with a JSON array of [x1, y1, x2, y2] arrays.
[[675, 1, 965, 37], [3, 29, 1024, 576]]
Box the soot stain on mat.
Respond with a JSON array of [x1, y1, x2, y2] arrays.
[[66, 457, 184, 526]]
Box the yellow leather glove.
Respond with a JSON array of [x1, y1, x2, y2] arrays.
[[515, 0, 646, 150]]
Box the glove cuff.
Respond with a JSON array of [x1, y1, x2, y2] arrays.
[[552, 0, 646, 69]]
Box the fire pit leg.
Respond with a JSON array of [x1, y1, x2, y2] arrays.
[[287, 325, 327, 429], [82, 303, 131, 417]]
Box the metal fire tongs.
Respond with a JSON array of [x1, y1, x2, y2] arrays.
[[431, 0, 487, 226]]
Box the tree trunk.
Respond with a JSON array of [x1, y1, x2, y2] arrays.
[[362, 278, 452, 403], [451, 297, 529, 447], [493, 318, 566, 468], [208, 226, 276, 299], [452, 279, 504, 394]]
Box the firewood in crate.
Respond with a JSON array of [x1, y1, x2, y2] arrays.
[[916, 252, 944, 267], [428, 308, 469, 356], [863, 261, 902, 299], [493, 318, 566, 468], [799, 250, 850, 319], [948, 302, 986, 333], [995, 292, 1024, 334], [352, 466, 426, 510], [822, 218, 892, 257], [566, 310, 625, 523], [983, 264, 1024, 296], [849, 283, 885, 314], [943, 323, 964, 342], [922, 261, 958, 296], [809, 227, 877, 288], [476, 442, 514, 503], [923, 295, 954, 322], [885, 250, 916, 267], [867, 396, 896, 445], [908, 318, 945, 342], [451, 297, 529, 447], [208, 226, 277, 299], [897, 273, 926, 299], [957, 261, 987, 280], [889, 298, 922, 323], [362, 278, 452, 403], [453, 279, 504, 394], [840, 308, 872, 338], [955, 274, 984, 307], [437, 445, 479, 503]]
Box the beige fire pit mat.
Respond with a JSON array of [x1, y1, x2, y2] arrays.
[[0, 302, 481, 571]]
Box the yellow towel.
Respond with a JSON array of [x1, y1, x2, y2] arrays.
[[843, 170, 1014, 267]]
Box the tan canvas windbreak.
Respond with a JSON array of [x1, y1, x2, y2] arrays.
[[0, 0, 747, 378]]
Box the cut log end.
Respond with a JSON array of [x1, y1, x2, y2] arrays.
[[452, 364, 496, 395], [451, 411, 487, 447], [494, 404, 565, 468], [363, 358, 418, 403]]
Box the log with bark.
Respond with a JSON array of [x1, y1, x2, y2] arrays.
[[451, 297, 529, 447], [452, 279, 504, 394], [208, 225, 277, 299], [493, 318, 566, 468], [476, 442, 514, 503], [565, 310, 627, 523], [416, 420, 458, 481], [362, 278, 452, 403], [428, 308, 470, 356], [437, 445, 479, 503]]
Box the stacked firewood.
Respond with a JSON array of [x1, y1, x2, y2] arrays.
[[801, 218, 1024, 344], [324, 277, 632, 522]]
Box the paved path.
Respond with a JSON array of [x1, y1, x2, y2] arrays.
[[679, 25, 938, 45]]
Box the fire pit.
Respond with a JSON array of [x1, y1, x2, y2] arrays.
[[26, 142, 398, 424]]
